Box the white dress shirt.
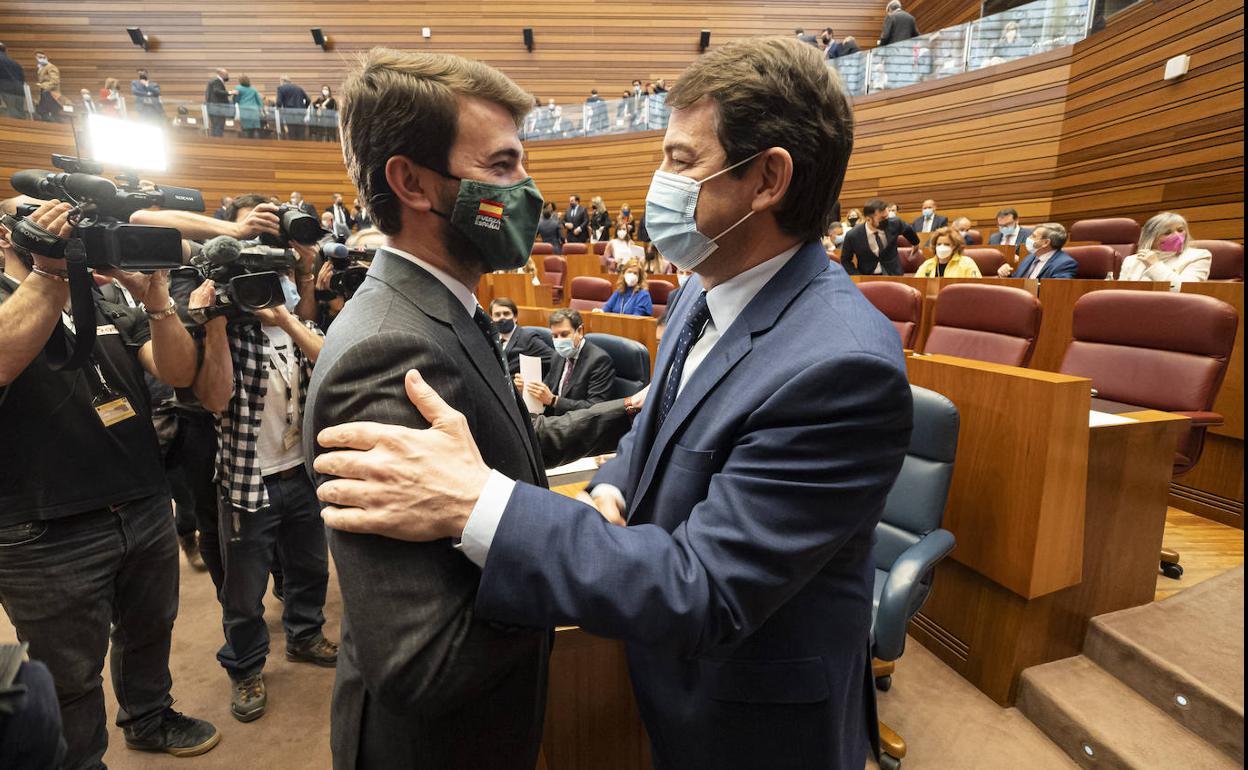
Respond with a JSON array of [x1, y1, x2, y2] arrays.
[[458, 244, 803, 568]]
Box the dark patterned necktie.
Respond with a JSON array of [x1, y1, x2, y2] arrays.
[[656, 291, 711, 430], [472, 307, 509, 376]]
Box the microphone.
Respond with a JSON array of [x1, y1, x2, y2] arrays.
[[11, 169, 61, 199], [321, 241, 376, 262], [201, 234, 243, 266]]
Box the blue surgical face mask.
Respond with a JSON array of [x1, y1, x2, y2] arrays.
[[553, 336, 577, 358], [280, 275, 300, 313], [643, 151, 762, 271], [833, 234, 845, 245], [1001, 224, 1017, 235]]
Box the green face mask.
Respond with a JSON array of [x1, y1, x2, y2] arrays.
[[431, 172, 544, 271]]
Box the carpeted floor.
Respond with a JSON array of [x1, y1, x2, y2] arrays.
[[2, 504, 1241, 769]]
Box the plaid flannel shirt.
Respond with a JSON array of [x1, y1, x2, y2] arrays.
[[216, 319, 322, 513]]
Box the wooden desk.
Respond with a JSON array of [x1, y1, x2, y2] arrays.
[[906, 354, 1189, 704], [477, 272, 553, 310], [516, 307, 659, 371], [543, 482, 653, 770]]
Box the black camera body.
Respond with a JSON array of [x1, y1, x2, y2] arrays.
[[259, 204, 323, 249], [9, 162, 203, 272], [182, 236, 297, 325], [320, 241, 375, 300]]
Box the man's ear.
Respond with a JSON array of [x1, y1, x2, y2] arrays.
[[385, 156, 439, 215], [749, 147, 794, 214]]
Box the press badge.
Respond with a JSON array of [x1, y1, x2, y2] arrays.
[[95, 394, 138, 427]]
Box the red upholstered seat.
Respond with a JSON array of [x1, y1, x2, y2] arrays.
[[897, 247, 925, 274], [964, 229, 982, 246], [568, 276, 613, 311], [1064, 244, 1118, 279], [1190, 240, 1244, 282], [543, 255, 566, 303], [563, 243, 588, 256], [858, 282, 922, 349], [964, 248, 1007, 277], [923, 284, 1042, 367], [1059, 290, 1238, 474], [592, 241, 608, 256], [531, 242, 555, 256], [647, 280, 674, 317], [1069, 217, 1141, 258]]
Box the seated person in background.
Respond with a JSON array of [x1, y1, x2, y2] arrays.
[[491, 296, 554, 376], [599, 260, 653, 317], [516, 308, 614, 416], [642, 243, 671, 276], [915, 227, 982, 277], [535, 201, 564, 255], [822, 221, 845, 253], [951, 216, 979, 244], [989, 207, 1032, 253], [603, 225, 641, 270], [996, 222, 1078, 279], [1118, 212, 1211, 284], [911, 199, 948, 235], [617, 203, 637, 240], [845, 208, 861, 228]]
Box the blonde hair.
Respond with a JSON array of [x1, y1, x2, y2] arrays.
[[340, 47, 535, 234], [1137, 212, 1189, 253], [615, 259, 648, 292]]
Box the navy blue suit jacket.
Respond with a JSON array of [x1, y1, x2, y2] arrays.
[[476, 241, 913, 770], [989, 227, 1033, 254], [1010, 248, 1079, 279]]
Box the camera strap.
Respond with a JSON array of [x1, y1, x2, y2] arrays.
[[43, 238, 97, 371]]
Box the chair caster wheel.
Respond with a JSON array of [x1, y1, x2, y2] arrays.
[[1161, 562, 1183, 579], [875, 675, 892, 692], [879, 753, 902, 770]]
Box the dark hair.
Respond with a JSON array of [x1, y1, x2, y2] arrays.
[[668, 37, 854, 242], [137, 68, 148, 79], [570, 195, 580, 203], [239, 74, 251, 87], [863, 198, 888, 216], [996, 207, 1019, 220], [490, 296, 519, 315], [548, 307, 583, 331], [225, 193, 270, 222], [0, 43, 8, 53], [339, 48, 534, 235]]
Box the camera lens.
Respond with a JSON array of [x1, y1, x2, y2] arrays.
[[281, 209, 322, 245], [230, 272, 282, 311]]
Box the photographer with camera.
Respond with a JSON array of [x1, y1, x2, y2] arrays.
[[0, 199, 220, 766], [187, 192, 336, 725]]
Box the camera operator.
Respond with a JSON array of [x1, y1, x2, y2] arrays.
[[0, 199, 220, 766], [187, 193, 337, 725]]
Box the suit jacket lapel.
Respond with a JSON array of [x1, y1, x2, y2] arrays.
[[369, 251, 542, 482], [627, 242, 830, 518], [1015, 253, 1036, 277]]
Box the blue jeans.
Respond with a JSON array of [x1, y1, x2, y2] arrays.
[[216, 471, 329, 680], [0, 494, 179, 770]]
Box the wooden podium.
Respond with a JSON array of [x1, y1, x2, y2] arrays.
[[906, 354, 1189, 704]]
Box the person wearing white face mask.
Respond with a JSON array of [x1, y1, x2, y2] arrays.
[[951, 215, 979, 245], [1118, 212, 1211, 283], [33, 50, 64, 122], [603, 225, 641, 270], [307, 37, 912, 770], [599, 260, 654, 316], [914, 227, 981, 277], [996, 222, 1078, 279]]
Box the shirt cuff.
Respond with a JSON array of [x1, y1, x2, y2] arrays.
[[455, 470, 516, 568], [589, 483, 627, 512]]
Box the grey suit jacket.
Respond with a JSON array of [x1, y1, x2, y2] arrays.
[[304, 249, 550, 770]]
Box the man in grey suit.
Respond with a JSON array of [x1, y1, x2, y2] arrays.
[[879, 0, 921, 46], [303, 48, 554, 769]]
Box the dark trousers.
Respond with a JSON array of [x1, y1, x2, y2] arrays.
[[217, 471, 329, 681], [167, 409, 224, 589], [0, 494, 179, 770]]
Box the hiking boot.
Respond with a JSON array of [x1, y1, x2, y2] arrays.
[[178, 533, 207, 572], [125, 708, 221, 757], [230, 673, 267, 722], [286, 635, 339, 668]]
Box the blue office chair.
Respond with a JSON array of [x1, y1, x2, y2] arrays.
[[524, 325, 554, 350], [872, 385, 959, 770], [585, 332, 650, 399]]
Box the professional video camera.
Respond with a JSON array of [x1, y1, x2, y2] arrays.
[[259, 203, 324, 249], [319, 241, 376, 300], [8, 154, 202, 272], [1, 155, 205, 369], [181, 235, 298, 325]]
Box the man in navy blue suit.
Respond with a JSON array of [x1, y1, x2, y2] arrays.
[[313, 37, 913, 770], [996, 222, 1079, 279]]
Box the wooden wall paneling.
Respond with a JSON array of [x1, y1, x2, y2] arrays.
[[0, 1, 888, 105], [905, 0, 983, 39]]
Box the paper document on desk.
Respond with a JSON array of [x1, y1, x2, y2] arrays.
[[1089, 410, 1137, 427], [547, 456, 601, 479], [520, 354, 545, 415]]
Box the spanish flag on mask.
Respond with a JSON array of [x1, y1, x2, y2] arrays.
[[478, 200, 504, 219]]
